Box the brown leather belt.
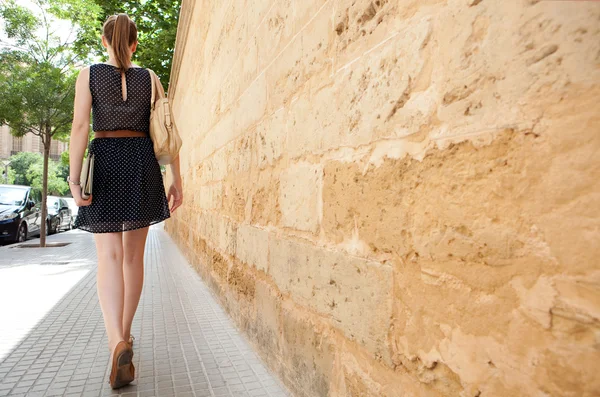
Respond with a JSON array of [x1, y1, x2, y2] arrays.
[[94, 130, 148, 138]]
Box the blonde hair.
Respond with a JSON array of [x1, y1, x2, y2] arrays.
[[102, 14, 138, 72]]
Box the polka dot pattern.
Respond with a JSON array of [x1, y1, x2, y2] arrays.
[[90, 63, 152, 133], [74, 64, 170, 234]]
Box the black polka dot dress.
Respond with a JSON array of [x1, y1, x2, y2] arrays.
[[74, 63, 170, 233]]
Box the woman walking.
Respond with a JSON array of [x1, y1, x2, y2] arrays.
[[68, 14, 183, 389]]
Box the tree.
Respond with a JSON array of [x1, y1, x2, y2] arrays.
[[0, 0, 99, 246], [58, 150, 70, 183], [26, 160, 69, 195], [75, 0, 181, 86], [7, 152, 43, 186]]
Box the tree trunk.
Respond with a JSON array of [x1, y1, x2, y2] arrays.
[[40, 133, 50, 247]]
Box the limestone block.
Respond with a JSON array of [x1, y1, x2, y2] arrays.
[[279, 162, 322, 233], [197, 111, 235, 162], [286, 92, 323, 159], [265, 26, 304, 111], [280, 300, 336, 397], [335, 19, 431, 145], [222, 176, 250, 222], [256, 108, 287, 169], [333, 0, 404, 68], [236, 224, 269, 272], [235, 73, 267, 137], [199, 182, 222, 211], [250, 168, 281, 227], [301, 1, 333, 80], [270, 237, 393, 363], [245, 0, 273, 36], [218, 215, 237, 257], [240, 37, 259, 93], [294, 0, 328, 33], [221, 33, 259, 112], [211, 147, 228, 181], [227, 134, 254, 175], [248, 280, 283, 358], [220, 65, 242, 113], [256, 0, 294, 71], [199, 210, 219, 246]]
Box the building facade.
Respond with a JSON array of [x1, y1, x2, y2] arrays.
[[165, 1, 600, 396], [0, 125, 68, 161]]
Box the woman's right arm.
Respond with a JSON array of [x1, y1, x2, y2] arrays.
[[69, 67, 93, 206], [167, 154, 183, 212]]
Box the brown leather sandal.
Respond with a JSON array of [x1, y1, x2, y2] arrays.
[[109, 341, 135, 389]]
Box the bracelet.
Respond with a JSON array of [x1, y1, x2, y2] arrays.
[[67, 176, 80, 185]]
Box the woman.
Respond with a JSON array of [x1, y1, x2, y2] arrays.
[[68, 14, 183, 389]]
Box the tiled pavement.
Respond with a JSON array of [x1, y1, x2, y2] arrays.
[[0, 226, 291, 397]]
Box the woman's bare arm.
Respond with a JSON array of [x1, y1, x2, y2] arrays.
[[167, 154, 183, 212], [69, 67, 92, 205]]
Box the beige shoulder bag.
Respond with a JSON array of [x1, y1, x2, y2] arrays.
[[147, 69, 182, 165]]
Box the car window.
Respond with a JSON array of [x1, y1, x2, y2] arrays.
[[0, 187, 27, 206]]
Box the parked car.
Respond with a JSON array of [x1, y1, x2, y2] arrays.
[[63, 197, 79, 225], [0, 185, 45, 244], [47, 196, 73, 233]]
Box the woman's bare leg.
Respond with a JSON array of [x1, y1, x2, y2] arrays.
[[122, 226, 149, 343], [94, 232, 125, 352]]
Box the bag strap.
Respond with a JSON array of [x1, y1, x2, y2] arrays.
[[147, 69, 165, 110]]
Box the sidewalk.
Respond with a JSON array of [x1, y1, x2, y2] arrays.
[[0, 226, 291, 397]]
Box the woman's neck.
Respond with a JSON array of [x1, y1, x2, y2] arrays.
[[105, 56, 133, 68]]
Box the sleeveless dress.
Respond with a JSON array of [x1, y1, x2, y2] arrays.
[[74, 63, 170, 233]]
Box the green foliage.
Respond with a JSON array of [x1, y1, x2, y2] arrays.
[[0, 61, 77, 139], [5, 151, 67, 194], [76, 0, 181, 87], [57, 151, 70, 181], [7, 152, 43, 186], [26, 160, 68, 195], [0, 2, 38, 46], [60, 150, 70, 168], [6, 167, 16, 185]]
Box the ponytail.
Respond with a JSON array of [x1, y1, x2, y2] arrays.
[[102, 14, 138, 72]]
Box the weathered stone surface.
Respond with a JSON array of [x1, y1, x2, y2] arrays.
[[279, 161, 322, 233], [167, 0, 600, 396], [235, 224, 269, 272], [269, 237, 393, 364], [255, 108, 286, 169], [280, 300, 336, 397]]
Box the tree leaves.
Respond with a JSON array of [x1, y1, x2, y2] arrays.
[[0, 1, 39, 47], [0, 59, 77, 141], [26, 159, 68, 195]]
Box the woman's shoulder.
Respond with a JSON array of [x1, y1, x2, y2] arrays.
[[77, 66, 91, 79]]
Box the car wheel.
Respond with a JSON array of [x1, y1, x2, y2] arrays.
[[16, 223, 27, 243], [45, 221, 50, 235]]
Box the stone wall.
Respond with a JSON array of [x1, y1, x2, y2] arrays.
[[165, 1, 600, 395]]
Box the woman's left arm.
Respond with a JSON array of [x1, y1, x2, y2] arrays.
[[69, 67, 93, 206]]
